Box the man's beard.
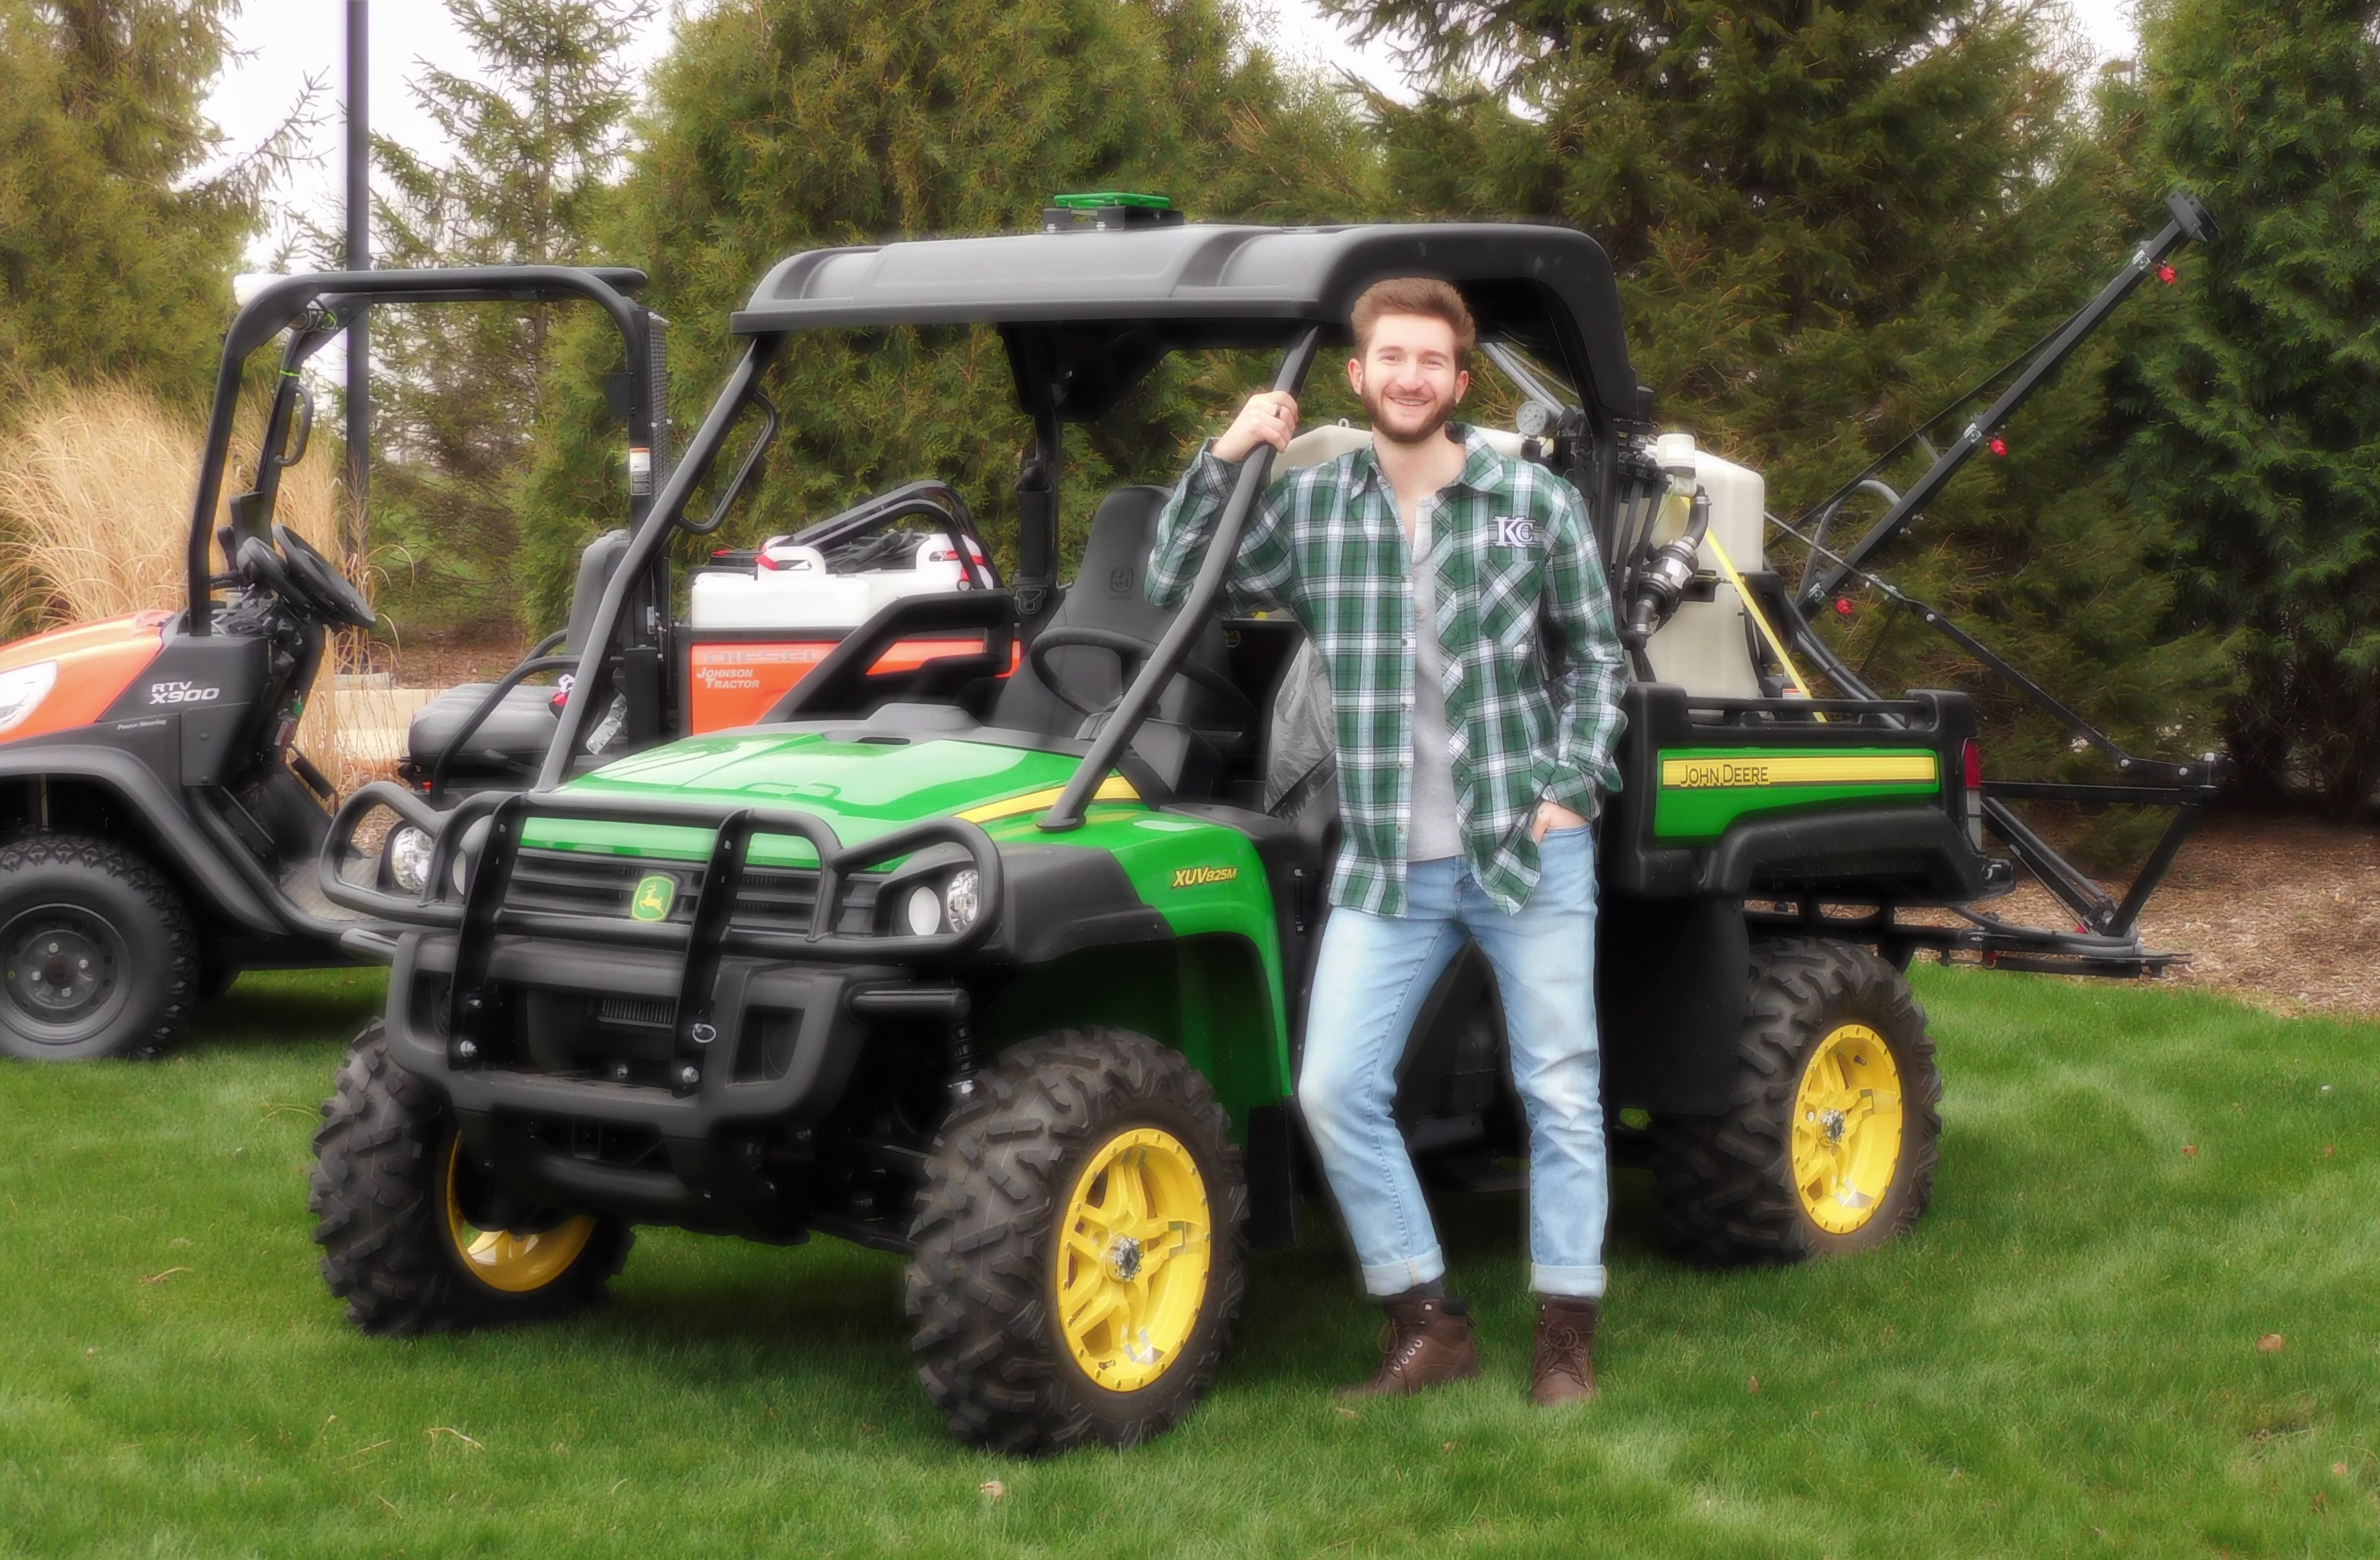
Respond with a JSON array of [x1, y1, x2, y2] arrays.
[[1360, 378, 1457, 447]]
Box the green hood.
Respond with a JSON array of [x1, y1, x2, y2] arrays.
[[518, 732, 1118, 866]]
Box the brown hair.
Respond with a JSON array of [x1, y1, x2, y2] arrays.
[[1350, 277, 1477, 365]]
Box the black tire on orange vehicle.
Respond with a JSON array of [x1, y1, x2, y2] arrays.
[[0, 833, 197, 1060]]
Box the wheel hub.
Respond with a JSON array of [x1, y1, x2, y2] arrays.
[[1054, 1127, 1213, 1394], [1789, 1022, 1905, 1236], [441, 1137, 599, 1294], [1105, 1234, 1145, 1283], [3, 909, 123, 1031]]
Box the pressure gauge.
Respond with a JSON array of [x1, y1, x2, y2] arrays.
[[1515, 400, 1555, 438]]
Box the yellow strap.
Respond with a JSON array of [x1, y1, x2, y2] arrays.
[[1704, 531, 1826, 721]]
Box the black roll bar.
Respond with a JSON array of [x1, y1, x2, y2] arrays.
[[1040, 326, 1323, 832], [538, 337, 786, 788], [185, 265, 652, 636]]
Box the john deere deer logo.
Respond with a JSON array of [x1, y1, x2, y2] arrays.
[[630, 874, 677, 921]]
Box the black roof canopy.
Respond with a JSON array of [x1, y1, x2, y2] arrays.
[[729, 222, 1638, 421]]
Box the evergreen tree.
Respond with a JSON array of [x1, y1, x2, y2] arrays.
[[514, 0, 1376, 628], [1326, 0, 2238, 816], [0, 0, 263, 406], [363, 0, 654, 629], [2117, 0, 2380, 813]]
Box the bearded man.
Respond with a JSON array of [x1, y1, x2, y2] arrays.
[[1146, 277, 1629, 1406]]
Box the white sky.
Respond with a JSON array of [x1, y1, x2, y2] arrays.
[[209, 0, 2144, 261]]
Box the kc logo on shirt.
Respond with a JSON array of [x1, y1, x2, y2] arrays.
[[1494, 516, 1540, 548]]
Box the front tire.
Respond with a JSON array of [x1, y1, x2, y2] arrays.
[[905, 1029, 1247, 1454], [309, 1024, 632, 1333], [1652, 937, 1941, 1265], [0, 834, 197, 1060]]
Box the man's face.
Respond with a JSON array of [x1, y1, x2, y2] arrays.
[[1348, 313, 1468, 447]]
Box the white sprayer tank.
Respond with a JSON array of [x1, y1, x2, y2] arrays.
[[1641, 432, 1767, 699]]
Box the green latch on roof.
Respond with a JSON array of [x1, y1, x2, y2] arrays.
[[1051, 191, 1172, 210]]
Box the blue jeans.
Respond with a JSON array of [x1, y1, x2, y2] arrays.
[[1297, 826, 1607, 1299]]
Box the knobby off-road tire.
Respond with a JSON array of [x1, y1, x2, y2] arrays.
[[905, 1029, 1249, 1455], [0, 833, 197, 1060], [1653, 937, 1941, 1265], [310, 1024, 632, 1334]]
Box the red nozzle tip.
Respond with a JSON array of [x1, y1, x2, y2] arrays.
[[1833, 597, 1853, 617], [1987, 436, 2008, 457], [2157, 263, 2177, 286]]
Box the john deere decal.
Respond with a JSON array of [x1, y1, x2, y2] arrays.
[[630, 874, 677, 921], [1170, 865, 1239, 889]]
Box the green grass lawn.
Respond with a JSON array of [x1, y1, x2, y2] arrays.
[[2, 966, 2375, 1558]]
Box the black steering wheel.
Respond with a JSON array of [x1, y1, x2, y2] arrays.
[[272, 524, 378, 629], [1028, 626, 1260, 742], [235, 536, 302, 604]]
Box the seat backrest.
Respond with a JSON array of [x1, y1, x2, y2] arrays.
[[562, 529, 631, 654], [992, 486, 1235, 738]]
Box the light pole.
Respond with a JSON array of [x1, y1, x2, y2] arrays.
[[344, 0, 369, 558]]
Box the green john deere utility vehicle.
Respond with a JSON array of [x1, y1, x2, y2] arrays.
[[307, 193, 2224, 1453]]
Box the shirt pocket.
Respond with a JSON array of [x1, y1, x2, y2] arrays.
[[1475, 546, 1545, 659]]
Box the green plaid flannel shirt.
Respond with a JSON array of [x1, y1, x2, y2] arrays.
[[1149, 425, 1628, 915]]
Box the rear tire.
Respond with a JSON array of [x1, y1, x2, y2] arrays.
[[0, 833, 196, 1060], [1651, 937, 1940, 1265], [309, 1024, 632, 1334], [905, 1029, 1247, 1454]]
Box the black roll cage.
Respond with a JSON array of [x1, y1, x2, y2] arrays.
[[187, 265, 667, 638]]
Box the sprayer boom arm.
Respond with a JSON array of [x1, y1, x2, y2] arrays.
[[1798, 191, 2216, 614]]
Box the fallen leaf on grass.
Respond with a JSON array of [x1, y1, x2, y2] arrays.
[[2323, 1145, 2335, 1157], [979, 1479, 1006, 1500], [1747, 1375, 1760, 1395], [2256, 1334, 2286, 1354], [2336, 1462, 2351, 1476], [139, 1266, 192, 1286], [427, 1426, 485, 1450], [1334, 1407, 1360, 1419], [2182, 1144, 2199, 1158]]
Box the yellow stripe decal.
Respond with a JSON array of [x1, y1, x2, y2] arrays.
[[956, 774, 1141, 823], [1659, 754, 1937, 790]]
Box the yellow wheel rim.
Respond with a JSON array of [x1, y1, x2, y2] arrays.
[[1052, 1126, 1213, 1394], [1790, 1022, 1905, 1235], [442, 1138, 598, 1295]]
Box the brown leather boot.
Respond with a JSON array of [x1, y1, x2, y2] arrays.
[[1336, 1295, 1480, 1400], [1530, 1295, 1599, 1406]]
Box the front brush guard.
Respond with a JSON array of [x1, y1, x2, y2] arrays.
[[321, 781, 1002, 1097]]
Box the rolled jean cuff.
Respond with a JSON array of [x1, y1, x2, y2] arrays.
[[1532, 1262, 1606, 1301], [1359, 1246, 1447, 1298]]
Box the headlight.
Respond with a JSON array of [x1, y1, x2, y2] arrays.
[[943, 869, 981, 934], [897, 869, 981, 937], [0, 661, 57, 735], [386, 825, 435, 895]]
